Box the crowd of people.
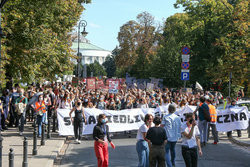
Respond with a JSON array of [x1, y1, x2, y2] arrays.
[[0, 81, 248, 167]]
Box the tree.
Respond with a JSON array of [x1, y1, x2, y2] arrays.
[[103, 47, 118, 78], [1, 0, 91, 87], [87, 61, 107, 77], [149, 13, 191, 87], [174, 0, 248, 91], [116, 12, 161, 77]]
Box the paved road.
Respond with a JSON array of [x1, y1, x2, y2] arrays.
[[60, 133, 250, 167]]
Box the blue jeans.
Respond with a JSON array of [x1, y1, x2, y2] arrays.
[[18, 112, 26, 132], [198, 120, 208, 143], [165, 141, 177, 167], [37, 113, 46, 136], [136, 140, 149, 167]]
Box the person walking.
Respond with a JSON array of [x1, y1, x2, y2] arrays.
[[195, 96, 210, 146], [93, 114, 115, 167], [0, 89, 10, 131], [181, 113, 202, 167], [206, 99, 219, 144], [227, 99, 242, 137], [0, 99, 3, 131], [161, 104, 181, 167], [15, 88, 28, 136], [33, 94, 46, 137], [136, 114, 153, 167], [146, 116, 167, 167], [69, 99, 87, 144], [9, 87, 19, 127]]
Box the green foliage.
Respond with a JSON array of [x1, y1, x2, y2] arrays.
[[103, 51, 116, 78], [1, 0, 88, 86], [87, 61, 107, 77], [116, 12, 160, 77], [115, 0, 248, 90]]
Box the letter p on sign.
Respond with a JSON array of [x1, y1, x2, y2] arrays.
[[181, 72, 190, 81]]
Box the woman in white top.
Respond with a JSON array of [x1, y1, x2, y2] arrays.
[[136, 114, 153, 167], [181, 113, 202, 167]]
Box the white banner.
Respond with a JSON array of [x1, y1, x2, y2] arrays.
[[216, 106, 249, 132], [57, 105, 249, 136]]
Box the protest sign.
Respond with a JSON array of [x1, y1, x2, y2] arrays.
[[109, 80, 120, 94], [86, 78, 96, 90]]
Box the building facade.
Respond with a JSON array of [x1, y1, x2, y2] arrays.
[[71, 37, 111, 66]]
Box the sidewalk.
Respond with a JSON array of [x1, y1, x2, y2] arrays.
[[1, 122, 66, 167], [229, 130, 250, 147]]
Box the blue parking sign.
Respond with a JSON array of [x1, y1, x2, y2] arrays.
[[181, 72, 189, 80]]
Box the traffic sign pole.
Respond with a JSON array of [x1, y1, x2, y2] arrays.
[[181, 46, 190, 89]]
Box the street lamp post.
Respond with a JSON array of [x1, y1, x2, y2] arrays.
[[77, 20, 88, 78]]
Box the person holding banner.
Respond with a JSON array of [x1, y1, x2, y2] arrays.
[[136, 114, 153, 167], [69, 100, 86, 144], [181, 113, 202, 167], [93, 114, 115, 167]]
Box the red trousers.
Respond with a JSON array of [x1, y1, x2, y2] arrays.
[[94, 141, 109, 167]]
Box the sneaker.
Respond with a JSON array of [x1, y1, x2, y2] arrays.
[[213, 142, 218, 145], [75, 139, 79, 143], [78, 140, 81, 144], [19, 132, 23, 136]]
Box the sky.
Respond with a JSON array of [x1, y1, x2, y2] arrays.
[[79, 0, 183, 51]]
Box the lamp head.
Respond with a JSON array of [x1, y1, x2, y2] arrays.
[[81, 27, 88, 37]]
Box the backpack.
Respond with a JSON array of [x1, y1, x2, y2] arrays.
[[202, 104, 211, 122]]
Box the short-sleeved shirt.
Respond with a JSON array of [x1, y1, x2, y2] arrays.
[[11, 92, 19, 104], [181, 123, 200, 148], [146, 126, 167, 145], [136, 123, 148, 141]]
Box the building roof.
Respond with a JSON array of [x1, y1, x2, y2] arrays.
[[72, 41, 108, 51]]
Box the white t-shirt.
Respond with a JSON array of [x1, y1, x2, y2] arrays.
[[181, 123, 200, 148], [136, 123, 148, 140]]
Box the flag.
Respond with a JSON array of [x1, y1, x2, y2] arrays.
[[195, 82, 203, 90]]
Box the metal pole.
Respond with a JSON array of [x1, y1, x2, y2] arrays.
[[41, 123, 45, 146], [0, 136, 2, 167], [229, 72, 232, 97], [84, 64, 87, 78], [9, 148, 14, 167], [47, 116, 51, 139], [184, 80, 186, 89], [77, 21, 81, 78], [52, 110, 56, 132], [22, 137, 28, 167], [32, 122, 37, 155]]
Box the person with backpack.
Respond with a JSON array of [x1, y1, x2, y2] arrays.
[[15, 88, 28, 136], [194, 96, 210, 147]]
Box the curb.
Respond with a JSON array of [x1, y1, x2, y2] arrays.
[[47, 138, 66, 167], [228, 136, 250, 147]]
